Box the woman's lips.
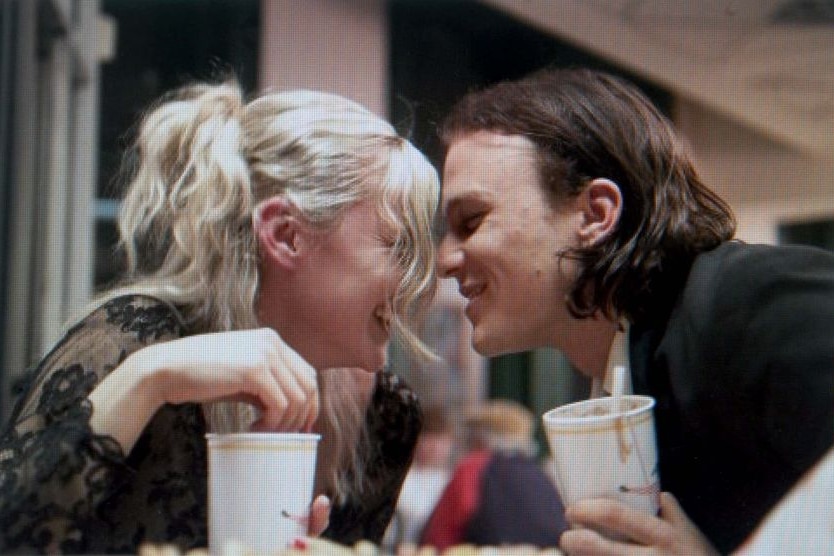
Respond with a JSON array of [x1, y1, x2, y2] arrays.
[[375, 312, 391, 336], [374, 309, 392, 338]]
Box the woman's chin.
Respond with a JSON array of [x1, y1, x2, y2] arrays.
[[367, 348, 388, 373], [323, 344, 386, 373]]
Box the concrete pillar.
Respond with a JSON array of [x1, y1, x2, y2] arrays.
[[259, 0, 388, 116]]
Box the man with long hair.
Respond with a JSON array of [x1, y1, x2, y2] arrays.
[[436, 67, 834, 554]]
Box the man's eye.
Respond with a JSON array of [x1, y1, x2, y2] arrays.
[[462, 213, 483, 232]]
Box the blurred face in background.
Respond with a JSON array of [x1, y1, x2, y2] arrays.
[[413, 430, 456, 469]]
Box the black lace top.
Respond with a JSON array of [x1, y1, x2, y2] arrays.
[[0, 295, 421, 554]]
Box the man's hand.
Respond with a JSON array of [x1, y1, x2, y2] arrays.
[[560, 492, 719, 555]]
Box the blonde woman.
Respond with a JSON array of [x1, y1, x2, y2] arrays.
[[0, 81, 439, 553]]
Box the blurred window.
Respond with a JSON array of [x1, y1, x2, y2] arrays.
[[95, 0, 259, 288]]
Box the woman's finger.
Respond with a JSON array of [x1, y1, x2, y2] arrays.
[[287, 359, 318, 408], [268, 331, 319, 431], [307, 494, 331, 536], [295, 390, 317, 433], [274, 372, 306, 430], [249, 372, 289, 431]]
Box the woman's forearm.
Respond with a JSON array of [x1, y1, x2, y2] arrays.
[[88, 349, 164, 454]]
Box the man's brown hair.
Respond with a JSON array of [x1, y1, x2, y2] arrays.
[[440, 67, 736, 322]]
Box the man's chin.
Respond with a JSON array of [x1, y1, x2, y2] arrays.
[[472, 333, 508, 358], [472, 329, 533, 359]]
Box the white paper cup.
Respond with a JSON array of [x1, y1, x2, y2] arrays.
[[206, 432, 320, 554], [542, 395, 660, 516]]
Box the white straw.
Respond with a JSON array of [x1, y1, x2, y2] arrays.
[[611, 365, 628, 413]]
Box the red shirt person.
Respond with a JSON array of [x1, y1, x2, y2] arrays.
[[421, 400, 567, 550]]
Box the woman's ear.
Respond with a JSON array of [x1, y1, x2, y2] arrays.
[[577, 178, 623, 246], [254, 196, 307, 269]]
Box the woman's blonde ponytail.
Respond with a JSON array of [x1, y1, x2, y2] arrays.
[[114, 81, 259, 331]]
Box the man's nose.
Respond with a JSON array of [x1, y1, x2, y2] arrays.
[[436, 236, 461, 279]]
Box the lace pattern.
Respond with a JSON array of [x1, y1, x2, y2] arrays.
[[0, 295, 421, 553]]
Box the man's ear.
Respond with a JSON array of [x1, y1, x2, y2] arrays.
[[254, 195, 308, 269], [577, 178, 623, 246]]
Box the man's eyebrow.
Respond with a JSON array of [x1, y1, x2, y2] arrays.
[[442, 197, 463, 219], [442, 192, 489, 218]]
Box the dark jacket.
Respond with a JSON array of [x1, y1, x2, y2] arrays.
[[630, 241, 834, 553]]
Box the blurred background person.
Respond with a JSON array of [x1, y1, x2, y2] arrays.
[[420, 399, 567, 551], [383, 406, 456, 552]]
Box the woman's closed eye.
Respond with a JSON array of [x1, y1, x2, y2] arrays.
[[379, 234, 399, 251], [372, 227, 396, 247], [376, 233, 406, 261]]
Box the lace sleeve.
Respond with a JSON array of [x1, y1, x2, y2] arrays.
[[0, 295, 185, 553]]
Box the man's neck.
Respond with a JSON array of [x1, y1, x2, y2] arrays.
[[562, 316, 620, 380]]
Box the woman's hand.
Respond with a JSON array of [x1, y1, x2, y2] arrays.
[[559, 492, 719, 556], [308, 494, 332, 536], [149, 328, 319, 431], [90, 328, 319, 452]]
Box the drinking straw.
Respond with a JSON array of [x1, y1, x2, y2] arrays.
[[610, 365, 628, 413]]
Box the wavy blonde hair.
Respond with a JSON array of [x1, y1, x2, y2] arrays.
[[98, 80, 440, 502]]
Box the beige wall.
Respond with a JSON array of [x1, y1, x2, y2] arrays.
[[480, 0, 834, 247], [676, 99, 834, 245], [259, 0, 388, 117]]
